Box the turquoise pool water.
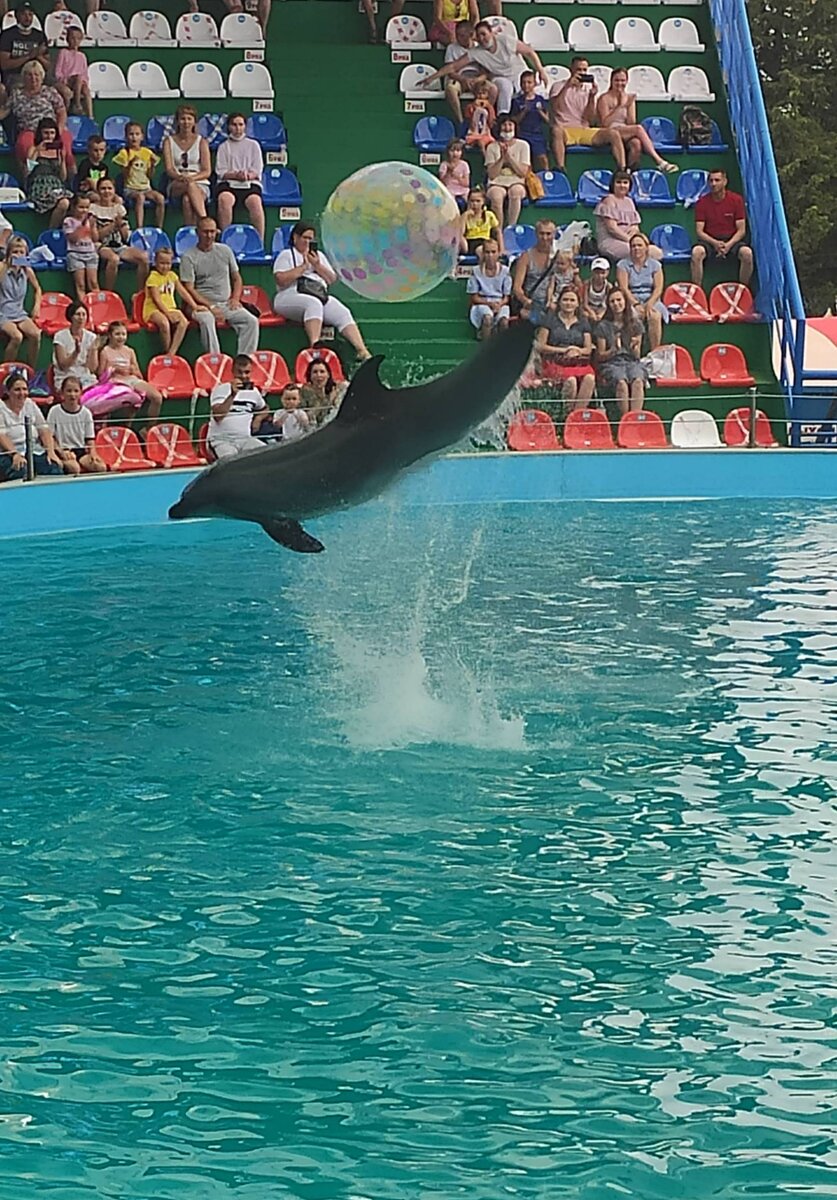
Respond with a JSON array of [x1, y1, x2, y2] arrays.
[[2, 501, 836, 1199]]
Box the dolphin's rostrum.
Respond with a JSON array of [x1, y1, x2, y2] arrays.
[[168, 320, 535, 551]]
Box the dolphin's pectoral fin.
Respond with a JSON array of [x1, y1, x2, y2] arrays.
[[260, 518, 324, 554]]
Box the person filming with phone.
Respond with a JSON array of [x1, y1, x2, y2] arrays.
[[549, 57, 625, 172]]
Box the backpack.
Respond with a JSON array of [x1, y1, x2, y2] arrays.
[[679, 106, 713, 147]]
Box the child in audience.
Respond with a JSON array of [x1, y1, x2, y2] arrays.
[[53, 299, 98, 390], [54, 26, 92, 119], [47, 375, 106, 474], [544, 249, 582, 307], [63, 193, 100, 299], [464, 83, 496, 155], [581, 257, 614, 324], [24, 118, 72, 227], [459, 188, 503, 258], [113, 122, 164, 229], [76, 135, 109, 197], [439, 138, 470, 212], [143, 247, 190, 358], [98, 320, 163, 418], [272, 383, 310, 442], [90, 176, 149, 292], [0, 236, 42, 367]]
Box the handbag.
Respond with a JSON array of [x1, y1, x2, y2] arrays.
[[294, 248, 328, 303], [525, 170, 545, 202]]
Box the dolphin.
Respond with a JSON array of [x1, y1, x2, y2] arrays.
[[168, 320, 535, 552]]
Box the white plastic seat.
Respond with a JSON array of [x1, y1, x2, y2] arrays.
[[179, 61, 226, 98], [384, 14, 430, 49], [568, 17, 613, 50], [543, 64, 570, 94], [89, 61, 137, 99], [589, 64, 612, 96], [485, 15, 518, 37], [1, 11, 41, 28], [627, 65, 670, 101], [668, 65, 715, 101], [522, 16, 568, 51], [86, 12, 135, 45], [175, 12, 220, 47], [128, 61, 179, 99], [129, 11, 176, 47], [670, 410, 722, 448], [613, 17, 659, 52], [658, 18, 705, 51], [664, 0, 700, 9], [228, 61, 274, 99], [534, 0, 577, 6], [399, 63, 442, 100], [44, 11, 83, 45], [220, 12, 265, 47]]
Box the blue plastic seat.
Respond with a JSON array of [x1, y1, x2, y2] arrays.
[[412, 114, 456, 153], [630, 169, 674, 208], [576, 169, 612, 206], [687, 120, 730, 153], [220, 224, 270, 264], [173, 225, 198, 261], [261, 167, 302, 207], [270, 226, 293, 256], [641, 116, 681, 153], [246, 113, 287, 151], [197, 113, 229, 149], [534, 171, 575, 208], [129, 227, 172, 257], [0, 173, 29, 210], [66, 115, 100, 155], [502, 224, 537, 258], [102, 114, 131, 150], [676, 169, 710, 206], [37, 228, 67, 268], [145, 114, 175, 152], [650, 223, 692, 261]]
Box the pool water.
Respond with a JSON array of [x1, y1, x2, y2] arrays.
[[2, 501, 836, 1199]]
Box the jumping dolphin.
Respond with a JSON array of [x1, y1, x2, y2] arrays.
[[168, 320, 535, 552]]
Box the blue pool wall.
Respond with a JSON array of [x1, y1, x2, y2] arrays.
[[1, 451, 835, 540]]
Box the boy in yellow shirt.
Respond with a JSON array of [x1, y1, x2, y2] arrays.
[[113, 122, 165, 229], [143, 247, 190, 357]]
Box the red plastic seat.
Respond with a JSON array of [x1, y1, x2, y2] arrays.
[[294, 346, 346, 385], [506, 408, 560, 451], [654, 344, 702, 390], [145, 422, 206, 468], [35, 291, 72, 336], [250, 349, 291, 395], [194, 352, 234, 394], [663, 283, 711, 323], [563, 407, 615, 449], [617, 409, 668, 448], [83, 290, 139, 334], [723, 407, 778, 447], [240, 284, 285, 328], [709, 282, 754, 324], [196, 421, 217, 463], [147, 354, 196, 399], [700, 343, 756, 386], [0, 361, 34, 386], [94, 426, 155, 471], [131, 290, 154, 331]]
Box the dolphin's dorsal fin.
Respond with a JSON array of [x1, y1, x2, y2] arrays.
[[334, 356, 390, 423]]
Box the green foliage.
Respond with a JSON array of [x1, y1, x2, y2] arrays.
[[749, 0, 837, 312]]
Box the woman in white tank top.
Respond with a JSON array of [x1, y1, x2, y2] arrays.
[[162, 105, 212, 226], [597, 68, 678, 174]]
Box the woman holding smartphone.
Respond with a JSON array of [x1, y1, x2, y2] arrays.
[[548, 56, 626, 172]]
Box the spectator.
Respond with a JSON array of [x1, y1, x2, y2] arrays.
[[301, 356, 346, 426], [437, 20, 497, 126], [208, 353, 270, 459], [510, 70, 549, 172], [616, 232, 667, 350], [463, 82, 496, 155], [90, 177, 149, 292], [534, 285, 595, 408], [441, 19, 548, 115], [439, 138, 470, 211], [361, 0, 403, 44], [215, 112, 265, 246], [54, 25, 92, 119], [511, 217, 557, 319], [485, 114, 529, 229], [0, 2, 49, 99], [75, 134, 109, 197], [0, 235, 40, 366], [549, 57, 625, 172], [3, 60, 75, 171], [143, 247, 190, 358], [52, 298, 98, 390], [429, 0, 479, 46], [113, 121, 164, 230], [0, 371, 62, 481], [580, 257, 614, 324], [47, 375, 106, 474], [596, 68, 677, 174], [594, 287, 647, 413], [179, 216, 260, 357], [63, 192, 100, 299], [690, 168, 754, 288], [466, 237, 511, 339], [543, 249, 581, 308], [97, 320, 162, 418], [24, 117, 72, 226], [162, 104, 211, 227], [460, 187, 502, 258], [273, 220, 371, 360], [271, 383, 310, 442], [594, 170, 663, 265]]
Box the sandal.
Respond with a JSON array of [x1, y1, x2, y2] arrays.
[[660, 161, 679, 174]]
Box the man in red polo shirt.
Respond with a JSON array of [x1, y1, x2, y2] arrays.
[[690, 168, 754, 287]]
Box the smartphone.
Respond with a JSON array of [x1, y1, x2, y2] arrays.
[[580, 73, 594, 84], [309, 240, 319, 253]]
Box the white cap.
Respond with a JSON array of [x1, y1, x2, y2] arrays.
[[591, 257, 610, 272]]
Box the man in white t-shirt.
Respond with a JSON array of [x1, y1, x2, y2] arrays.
[[423, 20, 549, 116], [208, 354, 271, 460], [441, 21, 497, 125]]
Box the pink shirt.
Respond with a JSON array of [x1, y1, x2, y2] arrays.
[[551, 83, 593, 127], [54, 48, 88, 84], [439, 158, 470, 199], [594, 193, 640, 232]]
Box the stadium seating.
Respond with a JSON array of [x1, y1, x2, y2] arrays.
[[534, 171, 575, 208], [175, 13, 220, 47], [503, 225, 537, 258], [617, 410, 668, 448], [247, 114, 287, 151], [45, 10, 82, 44], [385, 14, 430, 49], [658, 18, 705, 52], [399, 65, 442, 100], [221, 13, 265, 47], [650, 224, 692, 261], [722, 407, 778, 446], [413, 116, 456, 154], [262, 168, 303, 207], [270, 227, 293, 255], [196, 422, 215, 463], [174, 226, 198, 261], [129, 11, 175, 46], [128, 62, 179, 101], [240, 285, 285, 328], [613, 18, 659, 52], [84, 291, 139, 334], [229, 62, 274, 100], [670, 410, 723, 447], [295, 347, 346, 385], [664, 283, 711, 322], [87, 12, 135, 45], [147, 356, 197, 399], [630, 169, 675, 208], [90, 62, 136, 99], [180, 62, 226, 99], [197, 114, 228, 150], [145, 423, 205, 467], [35, 293, 72, 336], [250, 350, 291, 394], [194, 353, 234, 393], [220, 225, 271, 265], [628, 66, 669, 101], [507, 409, 560, 451], [701, 344, 756, 386], [676, 170, 710, 205], [668, 66, 715, 102], [709, 283, 755, 323], [36, 230, 67, 269], [522, 17, 568, 51], [642, 117, 682, 154], [103, 114, 131, 149], [67, 116, 99, 155], [129, 228, 172, 257], [0, 362, 34, 387], [577, 170, 612, 206], [95, 426, 155, 471], [563, 408, 616, 450], [568, 17, 613, 51], [654, 344, 702, 389]]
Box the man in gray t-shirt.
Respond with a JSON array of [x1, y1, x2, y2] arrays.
[[179, 216, 259, 356]]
